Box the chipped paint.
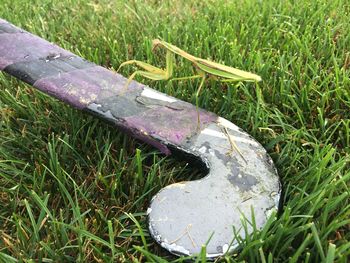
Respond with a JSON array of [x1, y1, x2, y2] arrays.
[[150, 216, 172, 222], [161, 242, 190, 256], [87, 103, 116, 121], [198, 146, 207, 154], [227, 173, 258, 191], [222, 243, 229, 253], [165, 182, 186, 189], [204, 243, 236, 258]]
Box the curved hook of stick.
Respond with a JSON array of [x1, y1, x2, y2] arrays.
[[148, 118, 280, 257], [0, 19, 281, 258]]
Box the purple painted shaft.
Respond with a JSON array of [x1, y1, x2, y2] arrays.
[[0, 18, 216, 154]]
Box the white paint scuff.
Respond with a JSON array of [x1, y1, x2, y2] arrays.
[[217, 117, 241, 132], [141, 87, 177, 103], [201, 128, 259, 146]]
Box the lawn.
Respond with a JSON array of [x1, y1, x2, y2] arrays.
[[0, 0, 349, 262]]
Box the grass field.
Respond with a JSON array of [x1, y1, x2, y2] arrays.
[[0, 0, 349, 262]]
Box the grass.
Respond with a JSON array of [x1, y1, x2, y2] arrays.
[[0, 0, 349, 262]]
